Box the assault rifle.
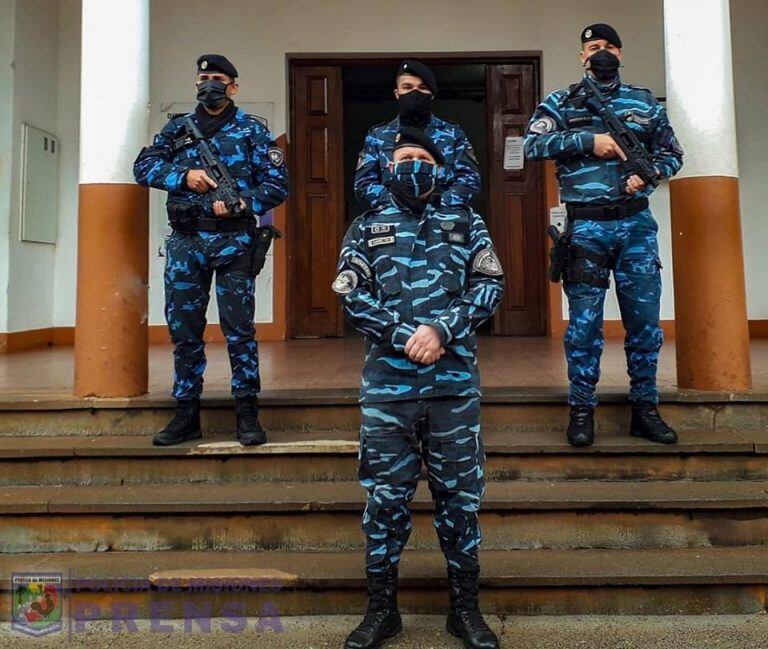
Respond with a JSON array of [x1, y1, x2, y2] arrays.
[[183, 116, 282, 277], [576, 74, 659, 189], [184, 116, 247, 217]]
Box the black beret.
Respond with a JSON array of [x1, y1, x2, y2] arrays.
[[197, 54, 238, 79], [396, 60, 438, 95], [393, 127, 444, 165], [581, 23, 622, 48]]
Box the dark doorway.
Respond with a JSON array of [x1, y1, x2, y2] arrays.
[[342, 63, 489, 227], [289, 54, 546, 339]]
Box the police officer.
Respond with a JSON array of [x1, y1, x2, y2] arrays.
[[336, 128, 503, 649], [354, 59, 481, 211], [133, 54, 289, 447], [525, 25, 684, 447]]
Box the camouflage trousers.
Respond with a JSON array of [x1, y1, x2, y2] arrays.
[[164, 230, 259, 401], [358, 397, 484, 576], [564, 209, 663, 408]]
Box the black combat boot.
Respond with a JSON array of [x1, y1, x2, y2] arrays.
[[152, 399, 202, 446], [567, 405, 595, 447], [235, 396, 267, 446], [630, 401, 677, 444], [344, 569, 402, 649], [446, 567, 499, 649]]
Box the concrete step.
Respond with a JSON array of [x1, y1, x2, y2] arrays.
[[2, 429, 768, 486], [4, 615, 768, 649], [3, 481, 768, 552], [1, 547, 767, 617], [1, 388, 766, 436]]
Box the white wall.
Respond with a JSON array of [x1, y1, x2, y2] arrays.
[[7, 0, 59, 332], [0, 0, 16, 332], [1, 0, 765, 333], [732, 0, 768, 320], [52, 0, 80, 327]]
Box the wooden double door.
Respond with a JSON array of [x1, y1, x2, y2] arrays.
[[289, 56, 546, 338]]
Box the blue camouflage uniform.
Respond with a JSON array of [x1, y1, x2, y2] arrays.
[[334, 197, 504, 575], [525, 75, 683, 408], [354, 116, 481, 210], [133, 108, 289, 400]]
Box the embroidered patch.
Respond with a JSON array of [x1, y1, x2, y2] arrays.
[[626, 111, 652, 127], [367, 236, 396, 248], [349, 255, 372, 280], [528, 116, 557, 135], [440, 221, 455, 231], [473, 249, 503, 276], [369, 224, 392, 235], [268, 147, 285, 167], [332, 270, 358, 295], [447, 232, 467, 244], [566, 115, 593, 128]]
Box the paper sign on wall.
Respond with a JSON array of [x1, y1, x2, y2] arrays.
[[503, 136, 525, 170]]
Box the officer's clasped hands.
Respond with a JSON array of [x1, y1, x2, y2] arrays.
[[404, 324, 445, 365]]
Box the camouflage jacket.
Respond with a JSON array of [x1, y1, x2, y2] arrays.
[[354, 115, 481, 210], [133, 108, 289, 217], [524, 75, 683, 203], [334, 198, 504, 403]]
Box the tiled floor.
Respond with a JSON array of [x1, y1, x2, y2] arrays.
[[0, 337, 765, 398]]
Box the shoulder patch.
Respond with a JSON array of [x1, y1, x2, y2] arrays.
[[268, 147, 285, 167], [528, 116, 557, 135], [348, 255, 372, 280], [332, 270, 358, 295], [472, 249, 504, 277]]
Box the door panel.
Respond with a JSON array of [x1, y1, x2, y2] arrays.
[[486, 63, 546, 335], [290, 66, 345, 337]]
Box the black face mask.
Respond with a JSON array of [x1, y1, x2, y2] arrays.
[[398, 90, 432, 128], [196, 79, 231, 109], [587, 49, 621, 82]]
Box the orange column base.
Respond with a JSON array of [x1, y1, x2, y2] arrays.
[[75, 183, 149, 397], [670, 176, 751, 391]]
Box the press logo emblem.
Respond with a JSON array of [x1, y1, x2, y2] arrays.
[[12, 573, 63, 637]]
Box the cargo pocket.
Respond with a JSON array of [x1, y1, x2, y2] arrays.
[[441, 272, 464, 296], [375, 258, 402, 301], [358, 433, 406, 483], [431, 436, 482, 492]]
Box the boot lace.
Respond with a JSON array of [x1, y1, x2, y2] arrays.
[[570, 406, 593, 427]]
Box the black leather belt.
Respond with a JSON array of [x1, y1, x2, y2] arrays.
[[191, 216, 254, 232], [566, 198, 649, 221]]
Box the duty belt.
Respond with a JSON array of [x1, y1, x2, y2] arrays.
[[167, 202, 254, 233], [566, 198, 649, 222], [187, 216, 254, 232]]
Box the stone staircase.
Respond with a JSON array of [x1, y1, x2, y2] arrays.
[[1, 389, 768, 621]]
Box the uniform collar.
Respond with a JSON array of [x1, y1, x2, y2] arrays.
[[583, 72, 622, 95], [389, 191, 438, 216], [394, 114, 439, 130]]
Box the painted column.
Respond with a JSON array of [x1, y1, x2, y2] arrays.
[[663, 0, 751, 391], [75, 0, 149, 397]]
